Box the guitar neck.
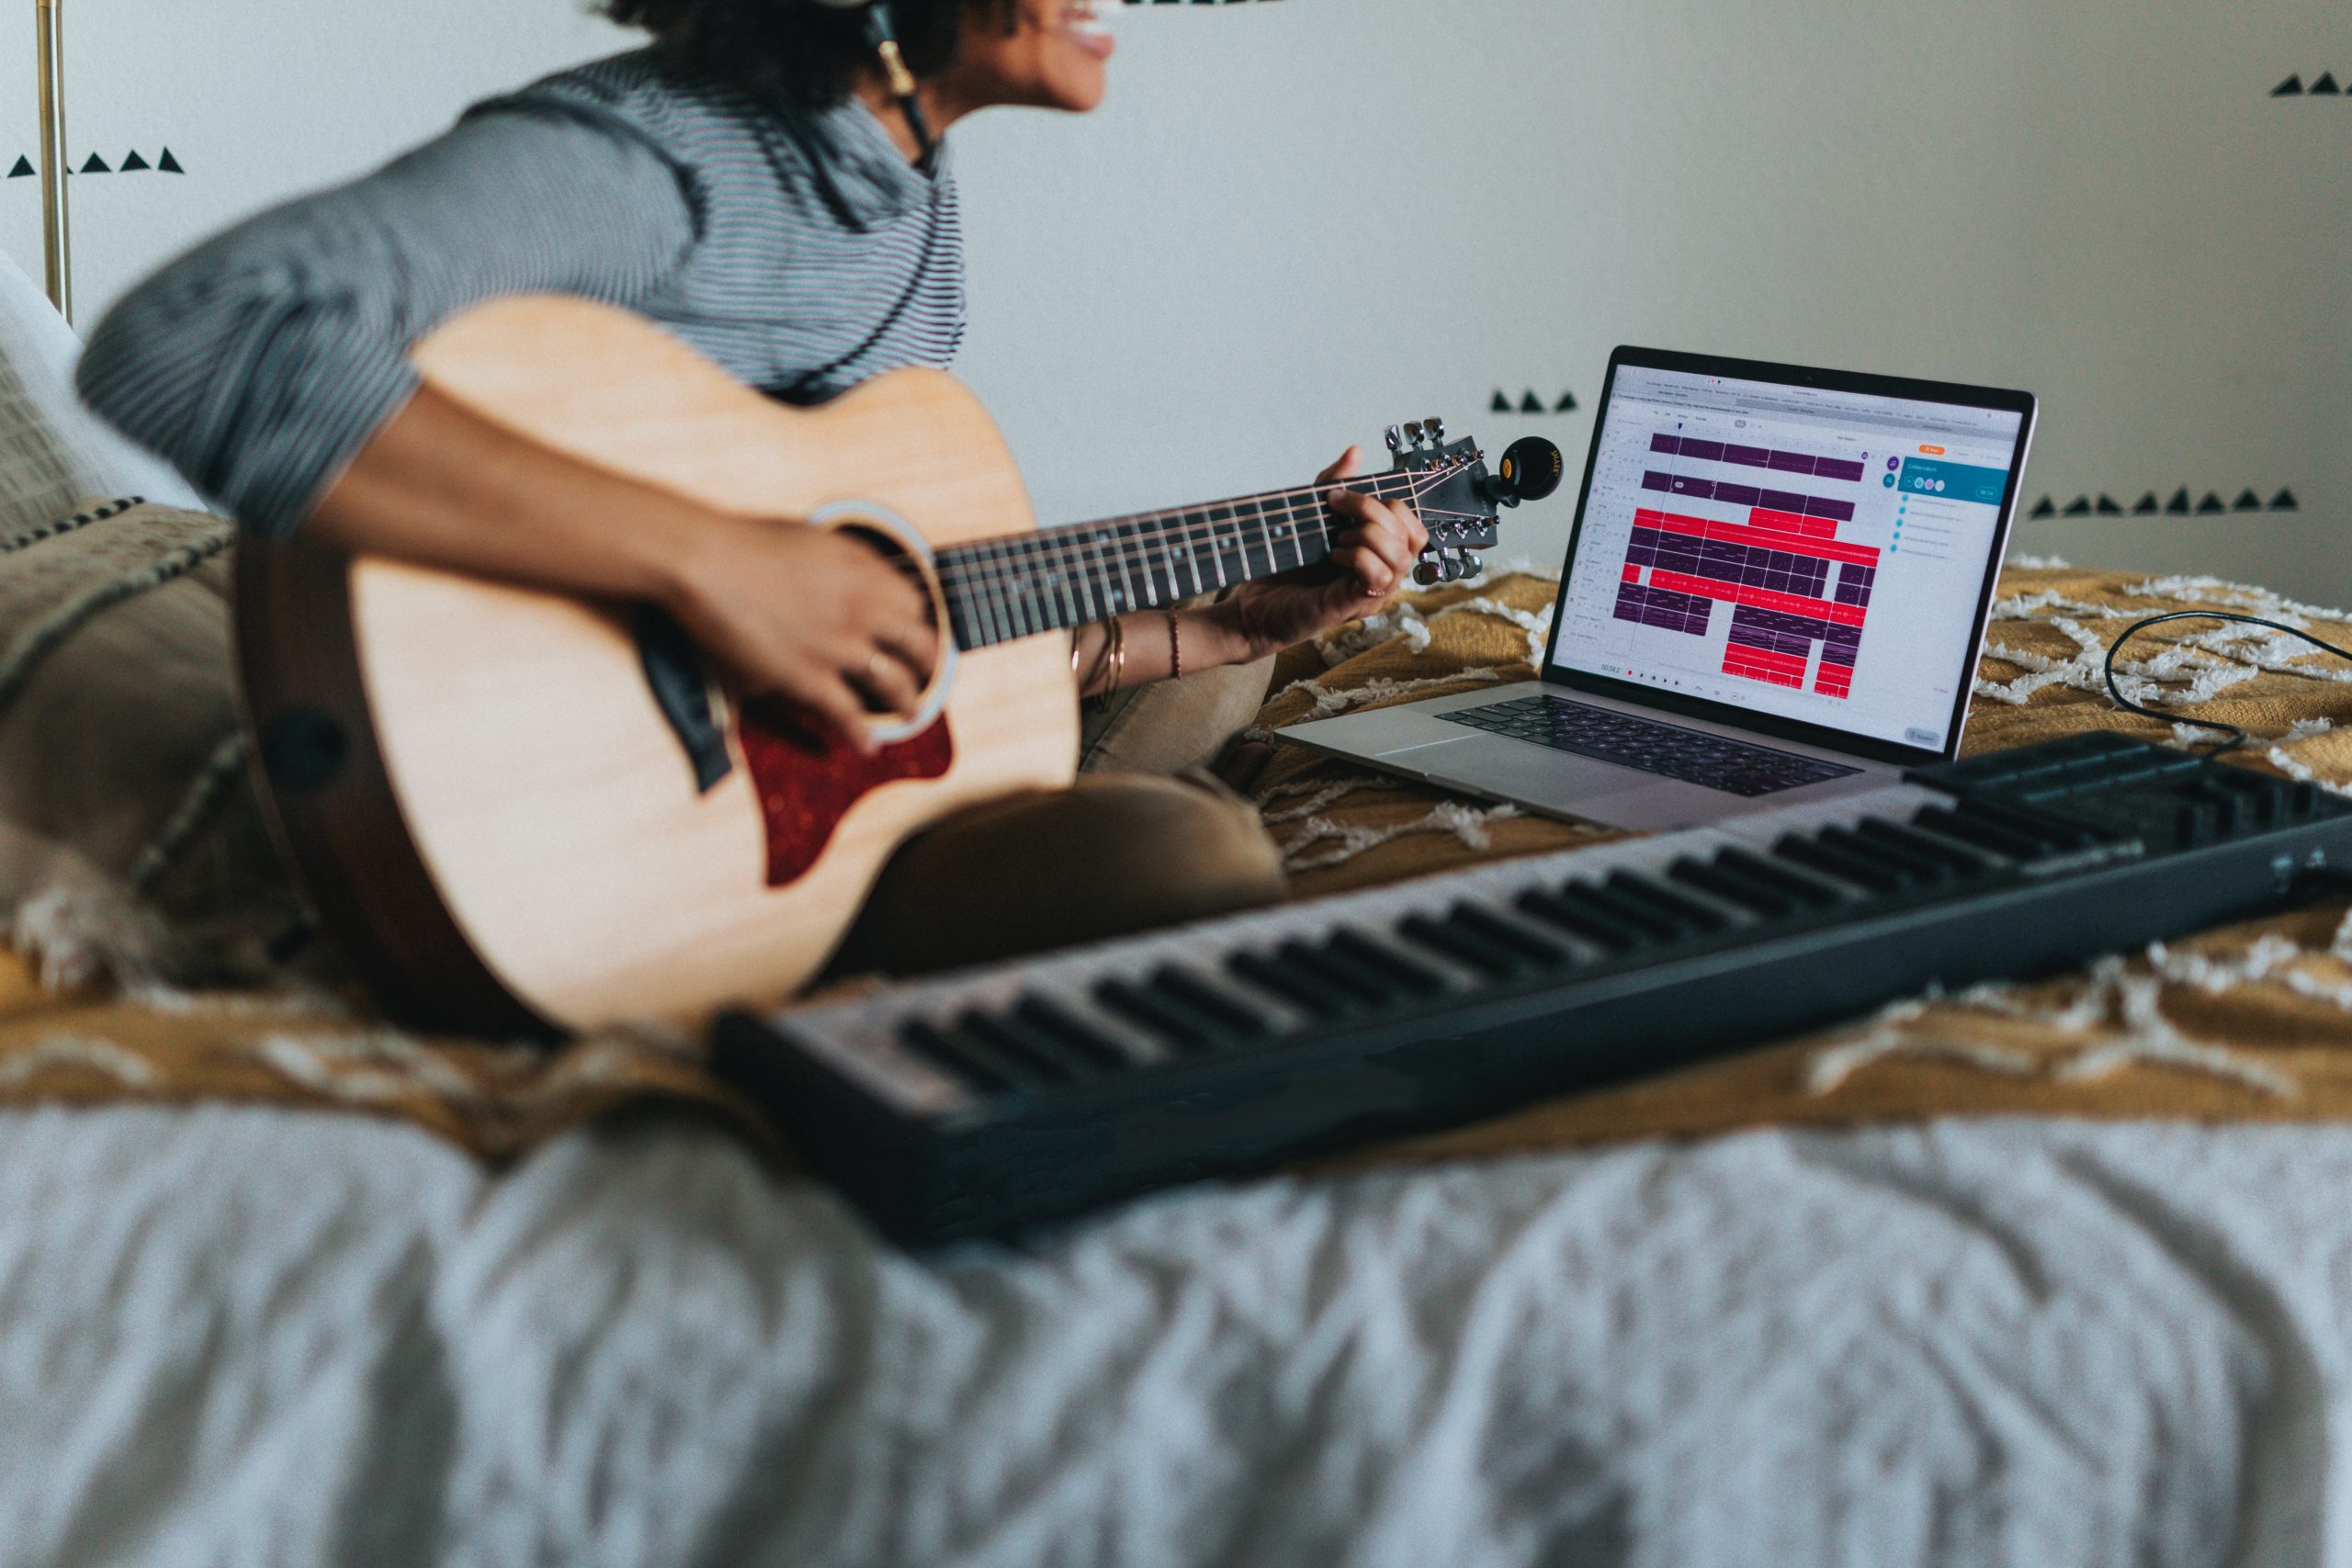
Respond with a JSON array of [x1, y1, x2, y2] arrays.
[[933, 471, 1429, 652]]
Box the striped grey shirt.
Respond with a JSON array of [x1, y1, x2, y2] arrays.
[[76, 50, 967, 536]]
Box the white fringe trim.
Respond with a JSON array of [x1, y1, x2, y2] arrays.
[[1803, 913, 2352, 1100], [1279, 799, 1521, 873]]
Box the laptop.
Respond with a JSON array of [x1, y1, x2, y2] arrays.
[[1279, 347, 2038, 830]]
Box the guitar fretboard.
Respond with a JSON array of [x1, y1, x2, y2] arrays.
[[933, 471, 1432, 651]]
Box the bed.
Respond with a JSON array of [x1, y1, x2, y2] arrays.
[[7, 256, 2352, 1565]]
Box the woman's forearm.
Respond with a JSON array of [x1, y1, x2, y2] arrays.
[[307, 380, 733, 610]]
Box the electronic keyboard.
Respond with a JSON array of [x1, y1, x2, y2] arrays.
[[715, 734, 2352, 1242]]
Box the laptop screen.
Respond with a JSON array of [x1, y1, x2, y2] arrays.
[[1544, 359, 2030, 759]]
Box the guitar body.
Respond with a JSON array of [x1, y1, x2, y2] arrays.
[[237, 299, 1077, 1035]]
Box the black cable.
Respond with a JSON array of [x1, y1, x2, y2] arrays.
[[2103, 610, 2352, 756]]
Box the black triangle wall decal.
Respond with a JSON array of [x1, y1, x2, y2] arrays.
[[2096, 495, 2123, 515], [2233, 488, 2265, 511], [78, 153, 110, 175], [2312, 72, 2342, 95], [2275, 74, 2306, 96], [119, 151, 151, 172], [1491, 390, 1511, 413], [2271, 488, 2300, 512], [2196, 491, 2228, 513], [157, 149, 185, 174], [1519, 391, 1544, 414], [6, 156, 31, 179], [2063, 496, 2093, 516], [1555, 391, 1578, 413], [2166, 486, 2193, 514], [2132, 492, 2161, 513], [2030, 497, 2057, 519]]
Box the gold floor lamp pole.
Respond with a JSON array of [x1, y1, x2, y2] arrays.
[[35, 0, 72, 322]]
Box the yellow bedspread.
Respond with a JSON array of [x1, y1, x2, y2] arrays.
[[7, 564, 2352, 1165]]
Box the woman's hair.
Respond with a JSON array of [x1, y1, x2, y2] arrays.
[[600, 0, 1017, 113]]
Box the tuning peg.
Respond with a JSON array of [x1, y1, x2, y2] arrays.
[[1413, 558, 1447, 587], [1460, 551, 1483, 580], [1402, 422, 1424, 446], [1385, 424, 1407, 454], [1424, 418, 1445, 445]]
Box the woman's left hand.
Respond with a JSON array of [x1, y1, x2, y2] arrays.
[[1223, 446, 1430, 659]]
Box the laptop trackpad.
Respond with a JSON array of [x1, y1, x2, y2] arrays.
[[1416, 733, 1640, 801]]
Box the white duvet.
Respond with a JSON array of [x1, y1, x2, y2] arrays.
[[0, 1104, 2341, 1567]]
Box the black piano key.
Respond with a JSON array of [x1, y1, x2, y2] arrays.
[[1013, 996, 1139, 1069], [1228, 951, 1352, 1021], [1446, 902, 1576, 967], [2237, 780, 2283, 828], [1400, 912, 1541, 979], [1852, 818, 1984, 875], [1282, 939, 1409, 1005], [1668, 855, 1799, 919], [1328, 930, 1451, 997], [956, 1010, 1085, 1083], [1603, 870, 1731, 933], [1148, 965, 1274, 1041], [1095, 977, 1215, 1054], [2179, 784, 2242, 836], [1514, 887, 1645, 953], [1770, 831, 1910, 895], [1569, 880, 1688, 942], [1714, 846, 1848, 908], [1821, 824, 1950, 884], [898, 1019, 1025, 1094], [1913, 805, 2039, 862], [1960, 795, 2099, 852]]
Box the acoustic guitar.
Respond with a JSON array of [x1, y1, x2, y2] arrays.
[[235, 297, 1559, 1035]]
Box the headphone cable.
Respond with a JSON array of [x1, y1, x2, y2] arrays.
[[2103, 610, 2352, 755]]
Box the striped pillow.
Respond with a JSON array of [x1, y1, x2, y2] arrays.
[[0, 499, 303, 987]]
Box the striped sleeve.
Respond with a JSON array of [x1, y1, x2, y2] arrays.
[[75, 107, 700, 536]]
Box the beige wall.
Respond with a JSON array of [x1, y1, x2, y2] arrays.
[[3, 1, 2345, 597]]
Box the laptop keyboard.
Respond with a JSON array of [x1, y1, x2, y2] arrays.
[[1441, 695, 1863, 798]]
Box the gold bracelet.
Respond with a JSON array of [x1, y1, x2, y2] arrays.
[[1167, 611, 1183, 681], [1106, 614, 1127, 694], [1078, 619, 1117, 697]]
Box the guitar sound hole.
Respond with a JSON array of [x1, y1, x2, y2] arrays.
[[836, 525, 943, 715]]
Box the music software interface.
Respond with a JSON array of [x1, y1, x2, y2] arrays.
[[1548, 366, 2023, 753]]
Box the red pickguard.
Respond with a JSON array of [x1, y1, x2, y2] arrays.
[[737, 698, 956, 888]]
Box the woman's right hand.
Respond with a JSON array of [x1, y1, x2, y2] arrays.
[[667, 515, 940, 753]]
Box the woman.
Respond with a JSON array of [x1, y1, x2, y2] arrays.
[[77, 0, 1430, 976]]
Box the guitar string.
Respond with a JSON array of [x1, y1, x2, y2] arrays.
[[931, 469, 1427, 591], [910, 467, 1476, 640], [919, 468, 1477, 645]]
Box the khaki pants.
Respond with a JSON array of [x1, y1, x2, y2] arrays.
[[833, 653, 1282, 979]]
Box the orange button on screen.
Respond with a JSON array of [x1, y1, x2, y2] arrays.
[[1918, 445, 1946, 456]]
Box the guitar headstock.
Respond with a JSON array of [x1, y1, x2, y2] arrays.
[[1385, 420, 1564, 585]]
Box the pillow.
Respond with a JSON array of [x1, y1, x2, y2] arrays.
[[0, 252, 207, 537], [0, 498, 302, 988]]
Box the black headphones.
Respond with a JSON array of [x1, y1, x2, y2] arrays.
[[810, 0, 936, 160]]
